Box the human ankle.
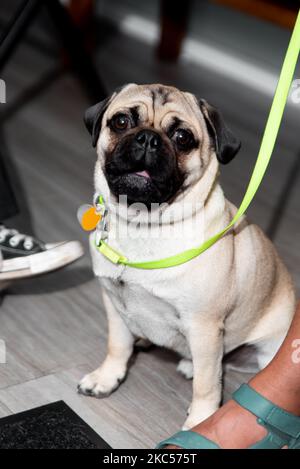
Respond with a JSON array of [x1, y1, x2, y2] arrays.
[[250, 370, 300, 416]]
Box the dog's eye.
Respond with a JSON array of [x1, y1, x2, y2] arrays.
[[111, 114, 130, 131], [174, 129, 193, 149]]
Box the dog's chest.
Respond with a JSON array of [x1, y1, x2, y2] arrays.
[[101, 276, 188, 352]]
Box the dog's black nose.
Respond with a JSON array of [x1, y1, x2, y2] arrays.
[[135, 129, 161, 151]]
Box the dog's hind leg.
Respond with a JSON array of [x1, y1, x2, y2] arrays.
[[244, 276, 296, 371], [254, 333, 289, 370], [78, 288, 134, 398], [177, 359, 193, 379]]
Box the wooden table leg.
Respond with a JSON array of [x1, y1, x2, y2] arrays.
[[157, 0, 192, 61]]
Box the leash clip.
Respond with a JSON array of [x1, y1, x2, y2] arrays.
[[94, 194, 109, 246]]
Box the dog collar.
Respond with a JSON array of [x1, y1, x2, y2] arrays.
[[80, 12, 300, 269]]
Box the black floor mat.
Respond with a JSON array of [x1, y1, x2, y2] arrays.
[[0, 401, 111, 449]]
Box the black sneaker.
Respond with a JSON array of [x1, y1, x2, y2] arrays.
[[0, 225, 84, 282]]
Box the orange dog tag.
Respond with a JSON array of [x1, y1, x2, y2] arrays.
[[77, 205, 102, 231]]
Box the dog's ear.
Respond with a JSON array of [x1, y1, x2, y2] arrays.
[[84, 97, 111, 148], [84, 84, 132, 147], [199, 99, 241, 164]]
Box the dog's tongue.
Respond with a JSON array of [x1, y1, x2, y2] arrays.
[[135, 170, 150, 178]]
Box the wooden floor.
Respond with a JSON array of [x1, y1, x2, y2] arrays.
[[0, 1, 299, 449]]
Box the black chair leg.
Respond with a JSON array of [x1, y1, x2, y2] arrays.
[[0, 0, 41, 72], [0, 0, 106, 103]]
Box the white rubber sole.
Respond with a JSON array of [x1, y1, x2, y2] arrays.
[[0, 241, 84, 281]]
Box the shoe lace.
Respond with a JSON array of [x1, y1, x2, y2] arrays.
[[0, 225, 34, 250]]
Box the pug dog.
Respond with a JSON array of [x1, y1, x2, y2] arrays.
[[78, 83, 296, 429]]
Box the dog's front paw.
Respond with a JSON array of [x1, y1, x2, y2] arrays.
[[77, 364, 126, 398], [183, 400, 219, 430]]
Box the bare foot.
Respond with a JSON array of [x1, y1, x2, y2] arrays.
[[188, 398, 266, 449], [169, 370, 300, 449], [167, 303, 300, 449]]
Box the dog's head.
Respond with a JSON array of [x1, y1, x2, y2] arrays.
[[85, 84, 241, 206]]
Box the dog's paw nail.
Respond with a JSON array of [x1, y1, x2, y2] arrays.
[[77, 385, 93, 397], [134, 338, 153, 351], [77, 383, 112, 398]]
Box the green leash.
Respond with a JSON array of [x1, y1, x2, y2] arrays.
[[98, 11, 300, 270]]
